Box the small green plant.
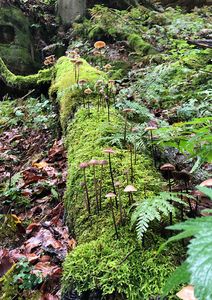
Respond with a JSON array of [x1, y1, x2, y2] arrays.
[[131, 192, 186, 239], [13, 259, 42, 290]]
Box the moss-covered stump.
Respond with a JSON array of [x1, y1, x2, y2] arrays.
[[0, 6, 36, 74], [0, 57, 52, 96], [49, 57, 180, 299]]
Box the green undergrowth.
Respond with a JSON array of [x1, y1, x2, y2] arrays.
[[50, 56, 105, 129], [62, 108, 179, 299], [0, 57, 52, 89]]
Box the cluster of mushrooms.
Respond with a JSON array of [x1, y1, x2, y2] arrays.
[[79, 148, 137, 239], [43, 55, 56, 66]]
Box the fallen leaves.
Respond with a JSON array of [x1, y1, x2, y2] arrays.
[[0, 138, 72, 298], [176, 285, 197, 300]]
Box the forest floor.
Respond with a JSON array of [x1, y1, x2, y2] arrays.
[[0, 2, 212, 300]]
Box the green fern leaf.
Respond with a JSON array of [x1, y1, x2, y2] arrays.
[[162, 262, 190, 297]]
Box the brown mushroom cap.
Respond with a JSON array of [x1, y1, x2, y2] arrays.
[[103, 148, 116, 154], [78, 79, 88, 85], [84, 88, 92, 95], [160, 163, 176, 171], [79, 162, 89, 169], [94, 41, 106, 49], [145, 126, 157, 132], [106, 192, 116, 198], [75, 59, 83, 65], [200, 178, 212, 188], [124, 185, 137, 193]]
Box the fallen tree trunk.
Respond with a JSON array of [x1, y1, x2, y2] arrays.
[[0, 57, 52, 98]]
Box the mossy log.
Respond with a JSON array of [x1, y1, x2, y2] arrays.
[[0, 57, 52, 96], [50, 57, 180, 299]]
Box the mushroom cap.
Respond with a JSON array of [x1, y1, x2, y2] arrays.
[[78, 79, 88, 85], [84, 88, 92, 95], [160, 163, 175, 171], [123, 108, 135, 113], [176, 285, 196, 300], [75, 59, 83, 65], [106, 192, 116, 198], [145, 126, 157, 131], [114, 181, 121, 187], [98, 160, 108, 166], [200, 178, 212, 188], [108, 80, 115, 84], [104, 64, 112, 70], [103, 148, 116, 154], [124, 185, 137, 192], [96, 79, 103, 85], [89, 159, 99, 166], [79, 162, 89, 169], [94, 41, 106, 49]]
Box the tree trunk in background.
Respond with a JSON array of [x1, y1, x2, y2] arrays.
[[57, 0, 86, 25]]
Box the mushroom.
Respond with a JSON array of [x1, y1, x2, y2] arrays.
[[97, 160, 108, 210], [123, 108, 135, 145], [103, 148, 117, 197], [94, 41, 106, 68], [94, 41, 106, 50], [114, 181, 123, 223], [79, 162, 91, 215], [124, 185, 137, 205], [84, 88, 93, 115], [75, 59, 83, 83], [89, 159, 100, 214], [106, 192, 119, 239], [160, 163, 175, 225]]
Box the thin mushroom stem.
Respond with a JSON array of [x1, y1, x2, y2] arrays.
[[168, 171, 173, 226], [93, 165, 99, 214], [108, 153, 117, 200], [124, 113, 127, 145], [130, 144, 134, 183], [83, 169, 91, 215], [110, 199, 119, 239], [117, 186, 123, 223], [99, 165, 104, 210]]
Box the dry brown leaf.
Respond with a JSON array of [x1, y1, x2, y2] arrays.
[[176, 285, 197, 300]]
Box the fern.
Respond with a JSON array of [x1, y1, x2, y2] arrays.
[[161, 187, 212, 299], [131, 192, 185, 239]]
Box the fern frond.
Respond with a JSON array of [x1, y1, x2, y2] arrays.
[[132, 192, 185, 239]]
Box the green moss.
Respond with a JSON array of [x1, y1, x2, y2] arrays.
[[50, 56, 106, 129], [0, 57, 52, 89], [63, 232, 178, 300], [127, 34, 158, 55], [0, 265, 18, 300], [61, 107, 177, 298]]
